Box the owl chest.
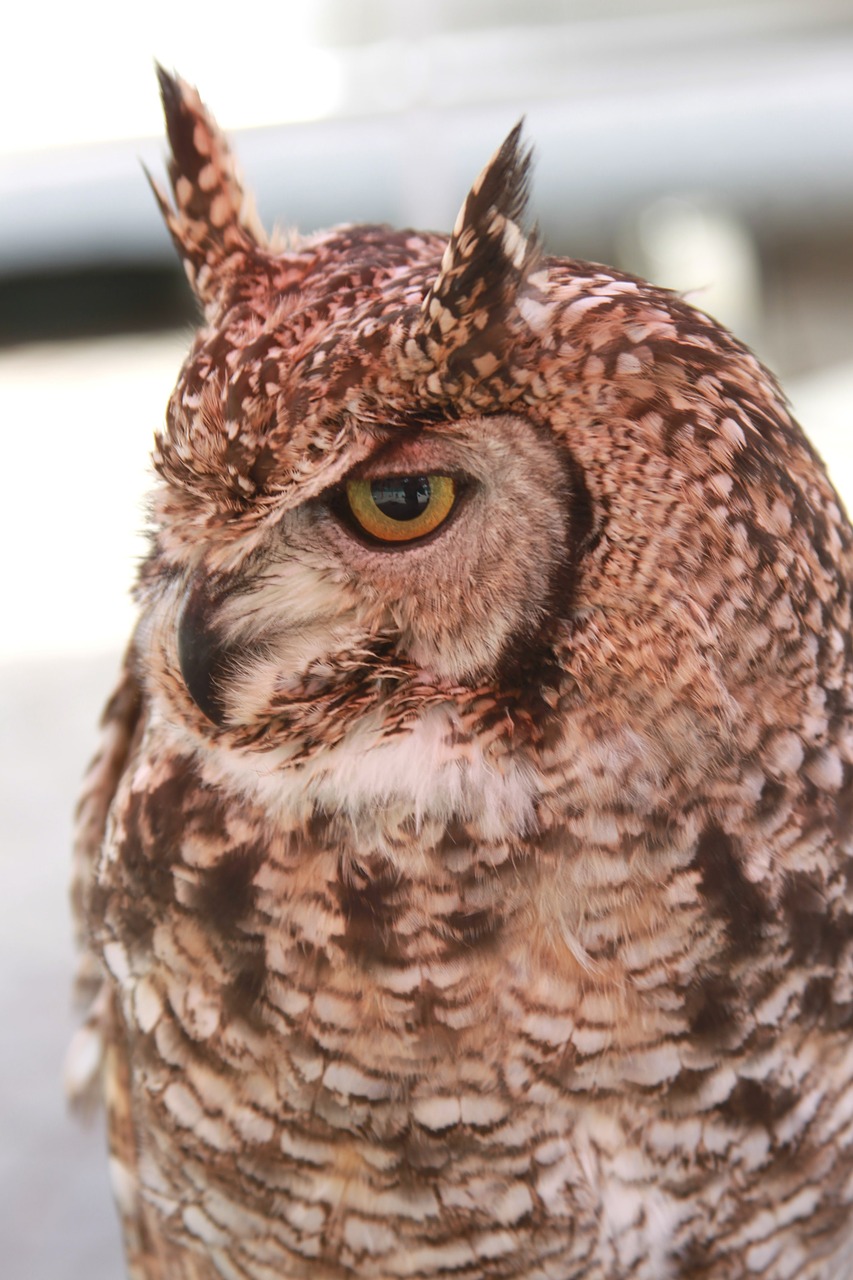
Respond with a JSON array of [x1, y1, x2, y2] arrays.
[[100, 729, 721, 1115], [97, 745, 749, 1277], [101, 753, 549, 1092]]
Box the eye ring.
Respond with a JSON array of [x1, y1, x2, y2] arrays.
[[343, 474, 457, 544]]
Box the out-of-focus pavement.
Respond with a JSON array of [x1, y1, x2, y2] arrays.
[[0, 331, 850, 1278], [0, 653, 124, 1277], [0, 333, 180, 1278]]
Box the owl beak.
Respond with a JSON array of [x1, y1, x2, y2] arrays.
[[176, 580, 232, 727]]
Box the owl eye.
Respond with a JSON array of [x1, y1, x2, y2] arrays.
[[344, 474, 457, 543]]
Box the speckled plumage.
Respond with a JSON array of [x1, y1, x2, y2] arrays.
[[69, 69, 853, 1279]]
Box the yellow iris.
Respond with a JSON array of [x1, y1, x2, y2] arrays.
[[345, 474, 456, 543]]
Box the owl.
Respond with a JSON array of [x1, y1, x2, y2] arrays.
[[68, 67, 853, 1279]]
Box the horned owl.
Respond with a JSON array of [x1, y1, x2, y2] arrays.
[[69, 68, 853, 1279]]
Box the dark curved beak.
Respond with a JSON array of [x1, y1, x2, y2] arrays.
[[176, 579, 233, 726]]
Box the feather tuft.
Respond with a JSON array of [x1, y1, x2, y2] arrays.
[[151, 65, 268, 314], [414, 121, 540, 398]]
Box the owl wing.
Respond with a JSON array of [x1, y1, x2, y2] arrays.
[[66, 644, 143, 1108]]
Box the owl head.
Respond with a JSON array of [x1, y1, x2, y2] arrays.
[[143, 69, 851, 826]]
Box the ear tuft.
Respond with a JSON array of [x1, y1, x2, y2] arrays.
[[415, 122, 540, 397], [150, 65, 268, 313]]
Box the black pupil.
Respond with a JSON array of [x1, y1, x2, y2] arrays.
[[370, 476, 431, 522]]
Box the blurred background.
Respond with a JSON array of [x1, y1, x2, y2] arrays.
[[1, 1, 852, 1275]]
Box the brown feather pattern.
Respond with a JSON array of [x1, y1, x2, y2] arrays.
[[69, 70, 853, 1279]]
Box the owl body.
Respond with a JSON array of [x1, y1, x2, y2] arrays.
[[70, 71, 853, 1279]]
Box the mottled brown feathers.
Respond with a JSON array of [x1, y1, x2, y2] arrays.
[[415, 120, 539, 399], [149, 66, 268, 312], [70, 69, 853, 1280]]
